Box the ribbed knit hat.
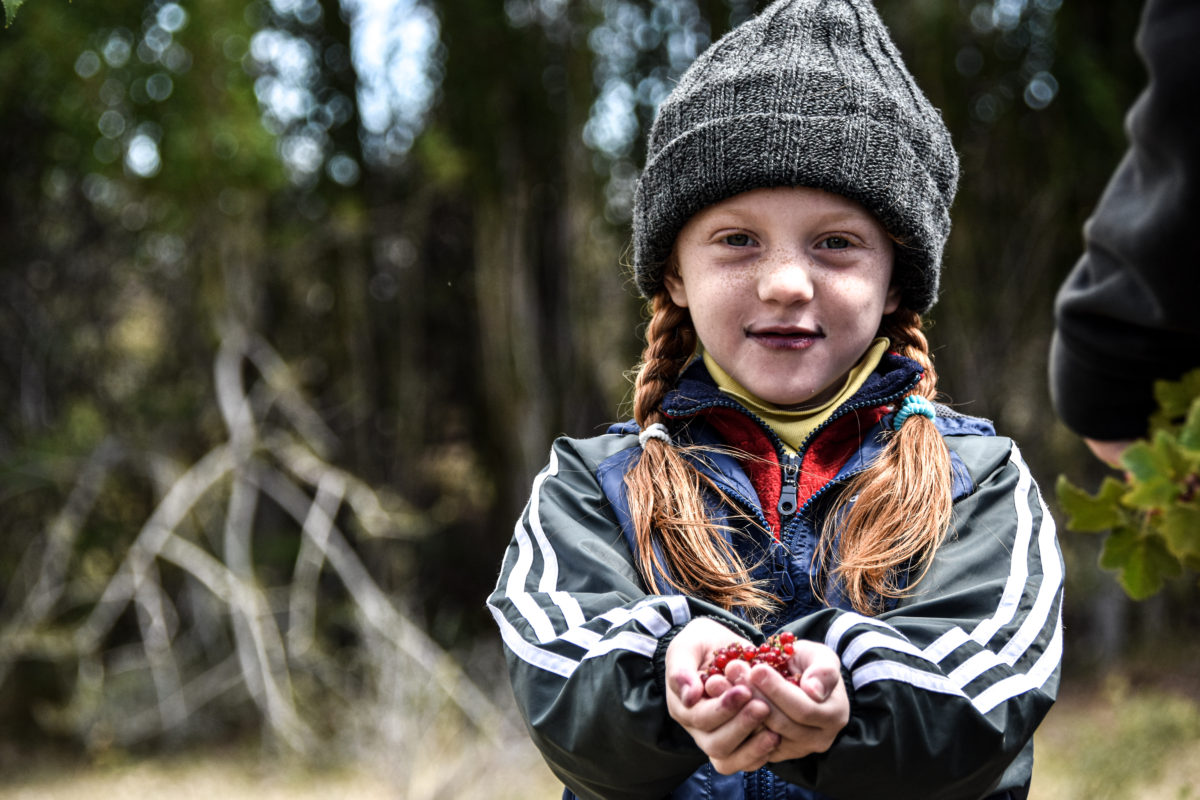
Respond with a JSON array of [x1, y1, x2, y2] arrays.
[[631, 0, 959, 314]]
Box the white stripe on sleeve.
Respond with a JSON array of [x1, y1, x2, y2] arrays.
[[493, 445, 693, 677], [834, 444, 1061, 709]]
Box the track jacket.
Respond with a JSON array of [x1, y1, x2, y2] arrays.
[[489, 354, 1062, 800]]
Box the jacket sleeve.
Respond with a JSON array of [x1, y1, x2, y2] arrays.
[[1049, 0, 1200, 440], [486, 435, 755, 800], [770, 436, 1062, 800]]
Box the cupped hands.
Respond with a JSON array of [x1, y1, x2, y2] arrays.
[[664, 617, 849, 774]]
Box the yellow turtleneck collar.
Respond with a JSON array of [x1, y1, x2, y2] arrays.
[[703, 337, 890, 454]]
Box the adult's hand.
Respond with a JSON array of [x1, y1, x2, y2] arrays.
[[1084, 437, 1136, 468]]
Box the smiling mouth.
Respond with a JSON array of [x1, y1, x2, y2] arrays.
[[747, 327, 823, 350]]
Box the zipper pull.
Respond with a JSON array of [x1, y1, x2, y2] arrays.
[[778, 454, 799, 519]]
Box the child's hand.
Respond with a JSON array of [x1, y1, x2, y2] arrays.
[[746, 639, 849, 762], [664, 618, 781, 774]]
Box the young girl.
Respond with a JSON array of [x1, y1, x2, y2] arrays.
[[488, 2, 1062, 798]]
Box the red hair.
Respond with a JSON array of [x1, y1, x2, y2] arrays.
[[624, 293, 951, 616]]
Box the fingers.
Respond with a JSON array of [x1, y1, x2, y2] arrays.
[[701, 672, 733, 698], [667, 664, 704, 708], [789, 640, 842, 702], [665, 622, 753, 708], [745, 640, 850, 760], [687, 689, 778, 774], [667, 625, 851, 768], [800, 672, 832, 703], [750, 665, 847, 733], [668, 671, 747, 724], [666, 638, 785, 774], [709, 725, 781, 775]]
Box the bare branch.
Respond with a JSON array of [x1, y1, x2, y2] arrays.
[[7, 325, 515, 761], [75, 444, 235, 653], [0, 438, 122, 686], [224, 461, 313, 752], [244, 329, 339, 458], [266, 432, 423, 540], [287, 472, 344, 658], [133, 561, 187, 731], [113, 655, 245, 746], [251, 463, 514, 743]]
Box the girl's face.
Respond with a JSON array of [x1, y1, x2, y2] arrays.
[[665, 186, 901, 408]]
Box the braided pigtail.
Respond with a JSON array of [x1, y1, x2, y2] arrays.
[[818, 308, 954, 614], [624, 290, 776, 616]]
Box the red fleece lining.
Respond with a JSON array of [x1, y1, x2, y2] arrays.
[[703, 406, 890, 539], [796, 407, 889, 504], [703, 408, 782, 535]]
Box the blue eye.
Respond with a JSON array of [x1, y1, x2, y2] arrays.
[[724, 233, 754, 247], [820, 236, 851, 249]]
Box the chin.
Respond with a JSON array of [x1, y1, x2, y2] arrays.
[[761, 388, 816, 407]]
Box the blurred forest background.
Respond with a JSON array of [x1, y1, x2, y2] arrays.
[[1, 0, 1198, 796]]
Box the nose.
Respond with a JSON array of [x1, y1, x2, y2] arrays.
[[758, 250, 815, 305]]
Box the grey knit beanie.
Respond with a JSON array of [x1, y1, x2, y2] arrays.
[[631, 0, 959, 314]]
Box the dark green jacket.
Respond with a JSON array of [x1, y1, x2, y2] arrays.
[[488, 357, 1062, 799]]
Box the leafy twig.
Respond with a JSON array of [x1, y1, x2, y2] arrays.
[[1058, 369, 1200, 598]]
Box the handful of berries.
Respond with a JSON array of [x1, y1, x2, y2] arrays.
[[700, 631, 800, 686]]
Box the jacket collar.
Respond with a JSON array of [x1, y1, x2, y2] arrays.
[[661, 351, 925, 425]]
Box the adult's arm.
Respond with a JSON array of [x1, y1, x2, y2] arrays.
[[1049, 0, 1200, 441]]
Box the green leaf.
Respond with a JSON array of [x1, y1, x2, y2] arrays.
[[1079, 368, 1200, 600], [2, 0, 26, 26], [1160, 503, 1200, 560], [1120, 434, 1182, 511], [1098, 526, 1136, 570], [1121, 433, 1176, 481], [1179, 397, 1200, 452], [1056, 475, 1127, 532], [1122, 477, 1181, 511], [1099, 528, 1183, 600], [1151, 369, 1200, 431]]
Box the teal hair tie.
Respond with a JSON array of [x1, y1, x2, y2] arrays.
[[893, 395, 936, 430]]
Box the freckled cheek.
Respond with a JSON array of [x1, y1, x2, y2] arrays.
[[688, 273, 757, 344], [693, 270, 756, 309], [821, 270, 889, 306]]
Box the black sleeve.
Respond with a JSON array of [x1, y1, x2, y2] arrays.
[[1049, 0, 1200, 440]]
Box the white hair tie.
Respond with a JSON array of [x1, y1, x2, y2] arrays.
[[638, 422, 672, 447]]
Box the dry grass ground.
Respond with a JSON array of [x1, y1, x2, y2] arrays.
[[0, 744, 563, 800], [1031, 671, 1200, 800], [0, 757, 400, 800], [2, 656, 1198, 800]]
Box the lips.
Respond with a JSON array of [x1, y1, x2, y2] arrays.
[[746, 324, 823, 350]]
